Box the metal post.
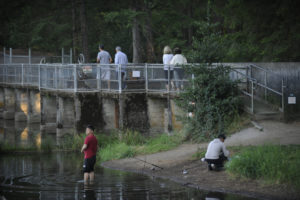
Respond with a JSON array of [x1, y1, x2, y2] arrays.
[[281, 79, 284, 113], [145, 63, 148, 92], [21, 64, 24, 85], [251, 81, 254, 114], [118, 64, 122, 93], [74, 64, 77, 92], [29, 48, 31, 64], [70, 48, 72, 64], [54, 65, 57, 89], [264, 71, 267, 100], [3, 47, 5, 64], [168, 65, 170, 93], [61, 48, 64, 64], [38, 65, 41, 90], [9, 48, 12, 64], [97, 65, 101, 90]]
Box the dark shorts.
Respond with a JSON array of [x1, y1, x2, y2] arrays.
[[83, 155, 96, 173]]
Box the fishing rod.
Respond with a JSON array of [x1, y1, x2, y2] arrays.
[[134, 157, 164, 170]]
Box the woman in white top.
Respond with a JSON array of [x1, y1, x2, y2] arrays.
[[170, 47, 187, 90], [163, 46, 174, 90]]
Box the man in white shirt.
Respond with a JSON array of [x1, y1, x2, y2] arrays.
[[114, 46, 128, 89], [97, 44, 112, 89], [204, 134, 230, 170]]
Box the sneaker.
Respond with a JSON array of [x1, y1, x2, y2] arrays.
[[211, 164, 216, 170], [201, 158, 205, 162]]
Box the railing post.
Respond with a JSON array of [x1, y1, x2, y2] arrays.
[[264, 71, 267, 100], [145, 63, 148, 92], [54, 65, 57, 89], [21, 64, 24, 86], [251, 81, 254, 114], [168, 65, 170, 93], [74, 64, 77, 92], [118, 64, 122, 93], [97, 65, 101, 90], [9, 48, 12, 64], [281, 79, 284, 113], [28, 48, 31, 64], [38, 65, 41, 90]]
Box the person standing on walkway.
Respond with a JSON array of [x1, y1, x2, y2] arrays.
[[114, 46, 128, 89], [204, 134, 230, 170], [163, 46, 174, 90], [170, 47, 187, 91], [81, 125, 98, 184], [97, 44, 112, 89]]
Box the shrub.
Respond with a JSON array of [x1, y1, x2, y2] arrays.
[[226, 145, 300, 188]]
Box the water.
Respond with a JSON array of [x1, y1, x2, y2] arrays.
[[0, 121, 260, 200]]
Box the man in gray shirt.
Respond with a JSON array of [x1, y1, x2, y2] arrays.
[[114, 46, 128, 89], [97, 45, 112, 89]]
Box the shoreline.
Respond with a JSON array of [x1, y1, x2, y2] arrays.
[[101, 144, 300, 200]]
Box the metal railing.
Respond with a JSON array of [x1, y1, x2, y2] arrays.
[[230, 65, 285, 113], [0, 63, 192, 94]]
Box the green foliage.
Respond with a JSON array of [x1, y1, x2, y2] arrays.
[[0, 141, 37, 153], [40, 136, 55, 153], [98, 133, 184, 163], [226, 145, 300, 189], [120, 129, 145, 145]]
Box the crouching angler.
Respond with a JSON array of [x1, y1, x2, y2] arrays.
[[203, 134, 230, 171]]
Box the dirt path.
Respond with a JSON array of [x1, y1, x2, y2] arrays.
[[101, 120, 300, 200]]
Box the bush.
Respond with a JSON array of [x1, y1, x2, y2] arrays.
[[226, 145, 300, 188], [99, 143, 136, 162]]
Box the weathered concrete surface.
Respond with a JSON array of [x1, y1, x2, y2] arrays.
[[14, 89, 28, 122], [102, 98, 116, 130], [40, 95, 56, 134], [170, 99, 184, 131], [3, 88, 15, 120], [147, 98, 166, 133], [56, 96, 76, 137], [27, 90, 41, 123]]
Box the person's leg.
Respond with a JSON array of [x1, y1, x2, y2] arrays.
[[89, 171, 94, 182], [84, 172, 89, 183], [174, 69, 180, 89], [164, 70, 169, 90]]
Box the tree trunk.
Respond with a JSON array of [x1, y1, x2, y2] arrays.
[[71, 0, 78, 62], [187, 3, 193, 45], [144, 1, 156, 62], [132, 2, 143, 63], [79, 0, 89, 63]]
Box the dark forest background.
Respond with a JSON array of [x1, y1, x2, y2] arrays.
[[0, 0, 299, 63]]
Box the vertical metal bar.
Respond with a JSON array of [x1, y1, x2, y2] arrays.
[[38, 65, 41, 90], [168, 65, 170, 93], [62, 48, 64, 64], [21, 64, 24, 85], [74, 64, 77, 92], [54, 65, 57, 89], [29, 48, 31, 64], [251, 81, 254, 114], [70, 48, 72, 64], [118, 64, 122, 93], [281, 79, 284, 113], [97, 65, 101, 90], [264, 71, 267, 100], [145, 63, 148, 92], [9, 48, 12, 64]]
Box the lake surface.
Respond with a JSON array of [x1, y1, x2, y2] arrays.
[[0, 121, 260, 200]]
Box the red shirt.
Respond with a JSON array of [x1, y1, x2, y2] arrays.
[[84, 134, 98, 159]]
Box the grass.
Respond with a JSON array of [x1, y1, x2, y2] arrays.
[[226, 145, 300, 189], [98, 132, 185, 162]]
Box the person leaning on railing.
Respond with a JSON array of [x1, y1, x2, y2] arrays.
[[163, 45, 174, 90], [97, 44, 112, 89], [170, 47, 187, 91]]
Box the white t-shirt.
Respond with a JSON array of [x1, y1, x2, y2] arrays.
[[205, 138, 230, 159], [170, 54, 187, 65], [163, 54, 173, 70]]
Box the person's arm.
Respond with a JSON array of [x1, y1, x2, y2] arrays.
[[97, 52, 100, 63], [222, 143, 230, 157], [81, 144, 87, 153], [109, 57, 112, 63]]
